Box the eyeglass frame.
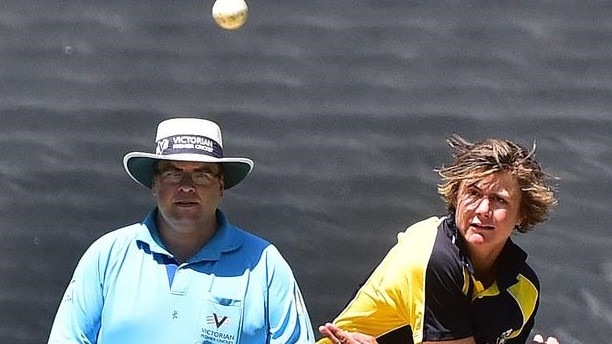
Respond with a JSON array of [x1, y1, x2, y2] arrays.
[[154, 163, 224, 186]]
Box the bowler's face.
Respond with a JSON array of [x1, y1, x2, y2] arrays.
[[455, 171, 523, 250], [152, 161, 224, 232]]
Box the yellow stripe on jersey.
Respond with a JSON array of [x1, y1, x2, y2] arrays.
[[470, 276, 501, 300], [506, 274, 539, 339]]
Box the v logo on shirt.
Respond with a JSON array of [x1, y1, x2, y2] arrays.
[[213, 313, 228, 328]]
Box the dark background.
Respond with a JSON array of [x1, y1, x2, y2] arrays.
[[1, 1, 611, 343]]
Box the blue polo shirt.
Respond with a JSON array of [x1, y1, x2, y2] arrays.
[[48, 209, 315, 344]]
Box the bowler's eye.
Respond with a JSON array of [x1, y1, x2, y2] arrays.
[[466, 188, 480, 197], [493, 195, 507, 204]]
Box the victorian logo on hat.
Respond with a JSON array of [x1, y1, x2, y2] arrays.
[[123, 118, 254, 189]]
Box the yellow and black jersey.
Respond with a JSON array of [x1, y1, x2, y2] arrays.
[[318, 216, 539, 344]]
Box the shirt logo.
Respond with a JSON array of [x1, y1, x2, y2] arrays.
[[495, 328, 513, 344], [199, 298, 242, 344], [207, 313, 230, 328]]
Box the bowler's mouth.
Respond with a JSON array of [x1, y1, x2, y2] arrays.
[[470, 222, 494, 231]]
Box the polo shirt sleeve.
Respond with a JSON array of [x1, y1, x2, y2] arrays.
[[48, 238, 107, 344], [265, 245, 315, 343]]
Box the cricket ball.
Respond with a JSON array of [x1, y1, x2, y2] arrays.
[[212, 0, 248, 30]]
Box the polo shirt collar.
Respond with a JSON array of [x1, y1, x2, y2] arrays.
[[444, 215, 529, 288], [136, 208, 243, 263]]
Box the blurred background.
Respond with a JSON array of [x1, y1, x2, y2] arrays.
[[1, 0, 611, 343]]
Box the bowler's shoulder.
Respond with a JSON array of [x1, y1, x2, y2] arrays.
[[505, 240, 540, 288], [409, 216, 445, 231], [517, 258, 540, 289], [398, 216, 444, 240]]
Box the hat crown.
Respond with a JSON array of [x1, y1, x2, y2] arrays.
[[155, 118, 223, 147], [124, 117, 254, 190]]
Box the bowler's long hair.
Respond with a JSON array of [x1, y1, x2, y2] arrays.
[[436, 134, 557, 233]]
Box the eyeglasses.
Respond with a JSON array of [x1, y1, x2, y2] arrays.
[[157, 170, 221, 186]]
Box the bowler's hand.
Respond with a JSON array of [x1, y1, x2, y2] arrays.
[[318, 323, 378, 344], [533, 334, 560, 344]]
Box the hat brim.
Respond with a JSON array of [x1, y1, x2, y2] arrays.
[[123, 152, 253, 190]]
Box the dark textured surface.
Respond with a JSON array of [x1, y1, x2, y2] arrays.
[[1, 1, 611, 343]]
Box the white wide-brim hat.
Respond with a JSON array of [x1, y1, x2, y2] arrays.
[[123, 118, 254, 190]]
